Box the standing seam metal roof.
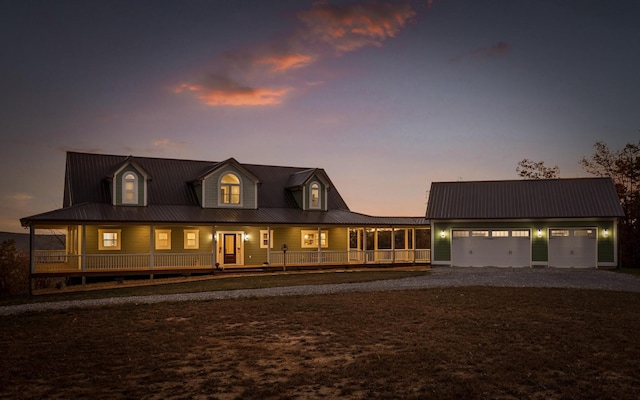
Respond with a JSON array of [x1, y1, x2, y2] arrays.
[[426, 178, 624, 219]]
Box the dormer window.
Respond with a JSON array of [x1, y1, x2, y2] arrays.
[[123, 173, 138, 204], [220, 173, 241, 205], [310, 182, 320, 209]]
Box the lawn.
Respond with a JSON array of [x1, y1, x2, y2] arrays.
[[1, 287, 639, 399]]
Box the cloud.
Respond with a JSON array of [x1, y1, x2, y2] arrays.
[[297, 1, 416, 53], [176, 1, 417, 107], [7, 193, 33, 202], [450, 41, 512, 63], [175, 74, 291, 106], [153, 138, 187, 150]]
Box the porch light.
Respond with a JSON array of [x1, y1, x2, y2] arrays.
[[440, 230, 446, 238], [537, 229, 542, 238], [243, 234, 249, 241], [603, 229, 609, 238]]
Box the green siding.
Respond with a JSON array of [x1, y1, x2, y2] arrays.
[[86, 225, 150, 254], [153, 226, 214, 253], [432, 219, 617, 265], [114, 165, 145, 206], [203, 168, 257, 208]]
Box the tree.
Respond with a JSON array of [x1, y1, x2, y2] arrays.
[[0, 239, 30, 296], [516, 159, 560, 179], [581, 140, 640, 267]]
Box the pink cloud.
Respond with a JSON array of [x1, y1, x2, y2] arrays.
[[175, 77, 291, 107], [297, 1, 416, 53]]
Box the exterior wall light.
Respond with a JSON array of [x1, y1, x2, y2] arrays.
[[243, 234, 249, 241], [440, 230, 446, 238], [603, 229, 609, 238], [537, 229, 542, 238]]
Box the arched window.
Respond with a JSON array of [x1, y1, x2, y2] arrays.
[[220, 173, 241, 204], [123, 172, 137, 204], [310, 182, 320, 209]]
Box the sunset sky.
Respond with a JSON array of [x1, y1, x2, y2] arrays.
[[1, 0, 639, 233]]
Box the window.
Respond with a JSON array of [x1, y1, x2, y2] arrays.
[[551, 229, 570, 237], [123, 172, 137, 204], [472, 230, 489, 237], [310, 182, 320, 209], [512, 230, 530, 237], [491, 230, 509, 237], [260, 230, 274, 249], [452, 230, 469, 238], [98, 229, 121, 250], [220, 173, 241, 205], [301, 230, 328, 248], [184, 229, 199, 249], [155, 229, 171, 250], [574, 229, 595, 237]]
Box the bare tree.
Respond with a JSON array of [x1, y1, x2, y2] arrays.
[[516, 159, 560, 179]]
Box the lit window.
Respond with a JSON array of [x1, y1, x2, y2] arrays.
[[472, 230, 489, 237], [491, 230, 509, 237], [511, 230, 530, 237], [98, 229, 121, 250], [184, 229, 199, 249], [452, 230, 469, 238], [155, 229, 171, 250], [220, 173, 240, 204], [301, 230, 328, 248], [310, 182, 320, 209], [550, 230, 570, 237], [123, 173, 137, 204], [260, 230, 274, 249], [574, 229, 595, 237]]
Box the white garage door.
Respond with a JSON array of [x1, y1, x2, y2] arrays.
[[451, 229, 531, 267], [548, 228, 597, 268]]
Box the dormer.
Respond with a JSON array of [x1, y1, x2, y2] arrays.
[[194, 158, 260, 209], [286, 169, 331, 211], [107, 156, 151, 206]]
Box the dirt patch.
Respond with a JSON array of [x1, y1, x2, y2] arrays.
[[1, 287, 640, 399]]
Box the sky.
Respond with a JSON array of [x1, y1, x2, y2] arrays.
[[1, 0, 639, 233]]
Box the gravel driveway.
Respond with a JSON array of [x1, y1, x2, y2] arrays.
[[2, 267, 640, 316]]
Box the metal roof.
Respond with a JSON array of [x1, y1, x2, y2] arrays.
[[22, 203, 428, 227], [25, 152, 428, 227], [426, 178, 624, 219]]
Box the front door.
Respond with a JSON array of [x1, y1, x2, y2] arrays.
[[224, 234, 237, 264]]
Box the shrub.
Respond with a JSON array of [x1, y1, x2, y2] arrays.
[[0, 239, 30, 296]]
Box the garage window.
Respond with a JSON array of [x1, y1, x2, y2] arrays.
[[472, 230, 489, 237], [491, 230, 509, 237], [452, 231, 469, 238], [512, 230, 530, 237], [551, 230, 570, 237], [574, 229, 595, 237]]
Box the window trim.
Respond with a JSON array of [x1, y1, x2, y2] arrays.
[[98, 229, 121, 251], [301, 230, 328, 248], [218, 172, 242, 207], [155, 229, 172, 250], [184, 229, 200, 249], [260, 230, 274, 249], [122, 172, 138, 204], [309, 181, 321, 210]]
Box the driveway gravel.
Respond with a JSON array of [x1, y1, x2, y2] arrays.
[[2, 267, 640, 316]]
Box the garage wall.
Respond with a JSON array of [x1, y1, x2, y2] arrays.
[[432, 219, 617, 267]]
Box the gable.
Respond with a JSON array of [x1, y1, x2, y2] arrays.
[[426, 178, 624, 219], [201, 165, 258, 209]]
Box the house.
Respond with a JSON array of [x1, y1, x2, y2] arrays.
[[426, 178, 624, 268], [20, 152, 431, 282]]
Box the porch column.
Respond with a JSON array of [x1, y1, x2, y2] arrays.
[[149, 225, 155, 279], [212, 226, 217, 267], [412, 228, 416, 264], [29, 225, 34, 294], [391, 227, 396, 264], [363, 227, 367, 264], [317, 226, 322, 265], [81, 224, 86, 285], [266, 226, 271, 265]]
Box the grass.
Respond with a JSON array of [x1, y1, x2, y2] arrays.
[[1, 287, 639, 399], [0, 269, 428, 306]]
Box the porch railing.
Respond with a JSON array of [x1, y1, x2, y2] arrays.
[[32, 249, 430, 273]]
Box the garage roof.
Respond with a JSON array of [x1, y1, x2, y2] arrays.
[[426, 178, 624, 219]]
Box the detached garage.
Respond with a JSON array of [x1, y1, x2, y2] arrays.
[[426, 178, 624, 268]]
